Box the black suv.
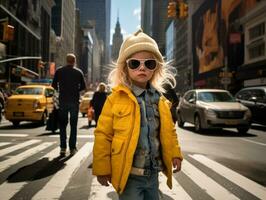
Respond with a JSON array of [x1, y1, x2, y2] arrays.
[[235, 86, 266, 125]]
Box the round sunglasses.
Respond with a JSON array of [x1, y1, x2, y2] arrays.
[[126, 59, 158, 70]]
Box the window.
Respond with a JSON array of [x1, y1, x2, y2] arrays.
[[248, 41, 265, 59], [249, 23, 265, 40]]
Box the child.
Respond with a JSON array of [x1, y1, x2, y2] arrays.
[[92, 29, 183, 200]]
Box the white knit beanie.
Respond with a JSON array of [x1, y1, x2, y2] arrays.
[[117, 29, 163, 65]]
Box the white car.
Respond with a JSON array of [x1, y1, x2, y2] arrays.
[[176, 89, 252, 134]]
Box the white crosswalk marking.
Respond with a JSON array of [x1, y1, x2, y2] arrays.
[[0, 142, 11, 147], [0, 147, 59, 200], [0, 134, 28, 137], [0, 139, 264, 200], [89, 177, 118, 200], [182, 159, 240, 200], [0, 139, 40, 157], [159, 173, 192, 200], [0, 142, 54, 173], [32, 142, 93, 200], [49, 135, 94, 139], [190, 154, 266, 200]]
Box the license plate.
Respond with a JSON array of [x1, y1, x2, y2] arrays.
[[13, 112, 24, 117], [225, 120, 238, 125]]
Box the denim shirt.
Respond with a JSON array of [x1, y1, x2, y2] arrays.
[[131, 84, 163, 171]]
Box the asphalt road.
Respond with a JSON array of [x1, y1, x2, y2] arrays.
[[0, 116, 265, 200]]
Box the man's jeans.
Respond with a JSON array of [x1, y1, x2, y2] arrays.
[[59, 103, 79, 149], [119, 172, 159, 200]]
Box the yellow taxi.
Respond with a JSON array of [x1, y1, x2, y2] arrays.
[[5, 84, 54, 126], [79, 91, 94, 117]]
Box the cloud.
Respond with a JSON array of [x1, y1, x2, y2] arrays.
[[133, 8, 141, 21]]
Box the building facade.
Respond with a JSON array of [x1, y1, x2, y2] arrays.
[[76, 0, 111, 80], [0, 0, 54, 90], [51, 0, 75, 67], [111, 17, 123, 61]]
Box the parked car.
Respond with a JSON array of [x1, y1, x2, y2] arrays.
[[235, 86, 266, 125], [79, 91, 94, 117], [176, 89, 251, 134], [5, 84, 54, 126]]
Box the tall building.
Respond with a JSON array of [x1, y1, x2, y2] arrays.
[[0, 0, 53, 89], [111, 17, 123, 61], [76, 0, 111, 68], [141, 0, 168, 55], [51, 0, 75, 67]]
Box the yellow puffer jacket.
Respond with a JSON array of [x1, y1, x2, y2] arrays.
[[92, 85, 183, 194]]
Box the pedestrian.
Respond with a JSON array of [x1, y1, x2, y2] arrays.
[[90, 82, 107, 126], [163, 83, 180, 124], [52, 53, 86, 157], [92, 29, 183, 200]]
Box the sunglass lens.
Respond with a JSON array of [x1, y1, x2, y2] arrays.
[[145, 60, 157, 70], [128, 60, 140, 69]]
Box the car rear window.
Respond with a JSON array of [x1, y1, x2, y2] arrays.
[[15, 88, 43, 95]]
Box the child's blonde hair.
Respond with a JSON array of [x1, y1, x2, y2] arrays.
[[108, 29, 176, 93]]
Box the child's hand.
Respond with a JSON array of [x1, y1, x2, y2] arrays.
[[172, 158, 182, 173], [97, 175, 111, 186]]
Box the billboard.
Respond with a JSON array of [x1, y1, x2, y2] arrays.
[[192, 0, 258, 79]]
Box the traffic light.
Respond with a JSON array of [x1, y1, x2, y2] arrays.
[[0, 22, 14, 42], [167, 2, 177, 18], [179, 2, 188, 18]]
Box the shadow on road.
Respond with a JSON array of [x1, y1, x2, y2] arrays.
[[0, 122, 43, 130], [180, 126, 257, 137], [6, 155, 71, 183], [251, 124, 266, 132]]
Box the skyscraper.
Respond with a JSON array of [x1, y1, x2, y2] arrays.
[[111, 17, 123, 61], [76, 0, 111, 66]]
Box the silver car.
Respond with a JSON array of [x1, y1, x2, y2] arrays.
[[176, 89, 251, 134]]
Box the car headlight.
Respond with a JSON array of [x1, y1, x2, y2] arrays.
[[205, 109, 216, 117], [33, 100, 41, 109]]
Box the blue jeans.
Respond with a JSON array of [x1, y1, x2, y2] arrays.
[[119, 172, 159, 200], [59, 103, 79, 149]]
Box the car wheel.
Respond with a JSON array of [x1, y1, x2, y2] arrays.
[[12, 121, 20, 127], [194, 115, 202, 133], [237, 127, 249, 134], [177, 112, 184, 128]]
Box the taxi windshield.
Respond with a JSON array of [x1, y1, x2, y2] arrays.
[[15, 87, 43, 95]]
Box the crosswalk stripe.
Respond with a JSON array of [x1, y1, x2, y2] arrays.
[[0, 142, 11, 147], [0, 142, 54, 173], [49, 135, 94, 139], [182, 159, 240, 200], [159, 173, 192, 199], [190, 154, 266, 200], [32, 142, 93, 200], [0, 139, 40, 157], [89, 177, 118, 200], [0, 134, 28, 137], [0, 147, 59, 200]]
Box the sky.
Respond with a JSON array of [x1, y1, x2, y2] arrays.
[[110, 0, 141, 44]]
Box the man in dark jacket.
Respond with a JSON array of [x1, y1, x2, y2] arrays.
[[52, 53, 86, 156]]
